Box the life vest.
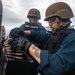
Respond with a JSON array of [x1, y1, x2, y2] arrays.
[[24, 22, 41, 31], [24, 22, 45, 49], [44, 28, 75, 53]]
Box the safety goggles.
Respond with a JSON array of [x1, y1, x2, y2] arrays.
[[29, 16, 39, 19], [48, 17, 56, 23]]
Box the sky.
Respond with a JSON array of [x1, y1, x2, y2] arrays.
[[1, 0, 75, 36]]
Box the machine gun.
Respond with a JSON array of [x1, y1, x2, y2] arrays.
[[0, 0, 38, 74], [1, 47, 38, 75], [0, 38, 38, 75], [0, 35, 38, 75]]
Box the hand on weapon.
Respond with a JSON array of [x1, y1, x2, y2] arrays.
[[9, 27, 25, 39], [10, 37, 32, 53], [4, 39, 17, 51]]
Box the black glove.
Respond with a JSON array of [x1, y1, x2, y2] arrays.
[[9, 27, 25, 39], [8, 38, 17, 45], [10, 37, 32, 53]]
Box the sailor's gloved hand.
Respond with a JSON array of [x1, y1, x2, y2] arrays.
[[9, 27, 25, 38], [10, 37, 32, 53], [8, 38, 17, 45]]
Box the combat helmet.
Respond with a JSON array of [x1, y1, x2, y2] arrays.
[[44, 2, 74, 21], [27, 8, 41, 19]]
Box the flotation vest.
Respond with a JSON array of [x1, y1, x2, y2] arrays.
[[24, 22, 41, 31]]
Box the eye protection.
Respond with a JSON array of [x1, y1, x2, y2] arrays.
[[48, 17, 56, 23], [29, 16, 38, 19]]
